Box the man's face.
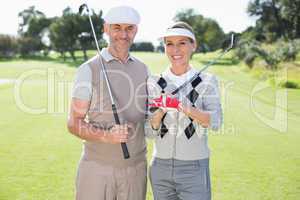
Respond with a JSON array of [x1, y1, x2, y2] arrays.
[[104, 23, 138, 51]]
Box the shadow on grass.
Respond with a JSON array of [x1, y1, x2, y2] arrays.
[[2, 54, 242, 68], [0, 55, 86, 68], [0, 57, 14, 62], [25, 55, 87, 68], [0, 55, 56, 62], [53, 57, 85, 68], [195, 57, 240, 66]]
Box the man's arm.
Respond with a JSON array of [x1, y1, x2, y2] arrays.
[[67, 98, 129, 144]]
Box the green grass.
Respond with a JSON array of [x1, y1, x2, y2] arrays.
[[0, 52, 300, 200]]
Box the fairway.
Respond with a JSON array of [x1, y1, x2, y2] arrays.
[[0, 52, 299, 200]]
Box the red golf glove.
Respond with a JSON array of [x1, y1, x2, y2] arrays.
[[148, 95, 181, 110]]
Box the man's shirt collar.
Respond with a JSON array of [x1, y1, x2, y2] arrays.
[[100, 48, 135, 63]]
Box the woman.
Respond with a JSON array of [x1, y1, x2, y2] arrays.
[[146, 21, 222, 200]]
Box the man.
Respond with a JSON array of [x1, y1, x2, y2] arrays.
[[67, 6, 149, 200]]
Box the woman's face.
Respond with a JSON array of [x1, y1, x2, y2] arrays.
[[165, 36, 196, 68]]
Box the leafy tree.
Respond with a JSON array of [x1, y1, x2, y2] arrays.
[[78, 32, 91, 61], [247, 0, 300, 41], [49, 14, 78, 61], [240, 26, 266, 42], [18, 6, 53, 56], [49, 23, 67, 59], [26, 17, 53, 38], [49, 7, 103, 61], [280, 0, 300, 38], [174, 9, 225, 52], [77, 9, 104, 60], [18, 6, 45, 36]]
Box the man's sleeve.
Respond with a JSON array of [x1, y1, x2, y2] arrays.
[[71, 64, 92, 101], [145, 64, 151, 77]]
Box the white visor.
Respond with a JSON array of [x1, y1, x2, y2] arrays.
[[159, 28, 196, 42]]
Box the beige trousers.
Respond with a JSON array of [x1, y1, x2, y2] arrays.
[[75, 158, 147, 200]]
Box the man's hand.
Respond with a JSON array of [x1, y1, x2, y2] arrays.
[[102, 124, 130, 144]]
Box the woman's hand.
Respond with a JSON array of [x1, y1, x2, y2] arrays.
[[148, 94, 181, 111], [149, 108, 167, 130], [179, 104, 210, 128]]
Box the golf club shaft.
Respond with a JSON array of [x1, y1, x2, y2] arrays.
[[171, 53, 225, 95], [199, 49, 229, 73], [83, 4, 130, 159], [172, 34, 234, 95], [199, 34, 234, 73]]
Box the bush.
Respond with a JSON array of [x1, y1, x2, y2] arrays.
[[235, 39, 298, 70], [235, 40, 260, 68], [276, 39, 300, 61], [244, 52, 257, 68], [0, 34, 18, 58], [279, 80, 299, 89], [18, 36, 43, 57], [130, 42, 154, 52]]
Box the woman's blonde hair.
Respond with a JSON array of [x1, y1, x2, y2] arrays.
[[168, 21, 195, 43]]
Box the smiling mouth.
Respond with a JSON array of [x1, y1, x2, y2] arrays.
[[119, 39, 130, 42], [118, 41, 131, 46], [172, 55, 183, 60]]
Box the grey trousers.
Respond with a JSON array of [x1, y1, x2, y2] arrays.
[[75, 158, 147, 200], [149, 158, 211, 200]]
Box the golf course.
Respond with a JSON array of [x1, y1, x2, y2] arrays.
[[0, 51, 299, 200]]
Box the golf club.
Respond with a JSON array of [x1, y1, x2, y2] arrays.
[[149, 34, 235, 113], [171, 34, 235, 95], [79, 3, 130, 159]]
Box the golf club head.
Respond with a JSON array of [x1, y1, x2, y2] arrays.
[[226, 34, 235, 52], [79, 4, 88, 14]]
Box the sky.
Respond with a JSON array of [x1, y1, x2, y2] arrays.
[[0, 0, 255, 45]]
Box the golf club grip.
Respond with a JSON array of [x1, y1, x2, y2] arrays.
[[121, 142, 130, 159], [112, 104, 130, 159]]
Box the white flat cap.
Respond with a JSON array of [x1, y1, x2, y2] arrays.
[[104, 6, 140, 25]]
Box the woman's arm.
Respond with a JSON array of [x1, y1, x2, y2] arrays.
[[179, 75, 222, 130], [178, 104, 210, 128], [144, 76, 166, 138]]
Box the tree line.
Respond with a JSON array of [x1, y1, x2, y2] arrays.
[[0, 6, 228, 60], [0, 6, 103, 61], [1, 1, 299, 64]]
